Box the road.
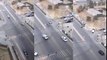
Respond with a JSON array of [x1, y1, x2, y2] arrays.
[[0, 3, 34, 60], [72, 17, 106, 60], [34, 4, 106, 60], [34, 4, 73, 60]]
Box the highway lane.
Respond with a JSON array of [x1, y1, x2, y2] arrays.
[[0, 4, 34, 60], [72, 17, 106, 60], [34, 5, 73, 60], [34, 5, 106, 60], [34, 26, 60, 60], [4, 3, 34, 42]]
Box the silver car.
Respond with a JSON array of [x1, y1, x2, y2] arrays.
[[61, 36, 68, 42], [34, 52, 38, 56], [42, 34, 48, 40]]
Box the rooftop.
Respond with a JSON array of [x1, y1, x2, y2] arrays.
[[48, 0, 62, 5], [87, 8, 102, 16]]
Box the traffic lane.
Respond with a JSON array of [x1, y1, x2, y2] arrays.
[[4, 4, 34, 48], [34, 28, 61, 60], [2, 7, 33, 48], [73, 18, 105, 50], [34, 5, 49, 24], [46, 23, 73, 50], [74, 18, 105, 51], [17, 35, 34, 60], [3, 4, 34, 43], [34, 17, 46, 32], [73, 19, 106, 60], [34, 25, 62, 60], [2, 6, 34, 60], [35, 10, 73, 59], [35, 5, 73, 59], [34, 25, 72, 60], [6, 15, 34, 60], [34, 25, 73, 60], [34, 26, 44, 44], [72, 30, 100, 60], [73, 19, 106, 50], [1, 10, 29, 59], [45, 25, 73, 58], [35, 10, 73, 52]]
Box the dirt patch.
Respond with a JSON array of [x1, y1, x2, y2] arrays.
[[0, 45, 11, 60]]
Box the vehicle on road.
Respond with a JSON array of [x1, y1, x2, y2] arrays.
[[64, 17, 73, 23], [23, 50, 28, 56], [98, 50, 105, 56], [42, 34, 48, 40], [61, 36, 68, 42], [25, 11, 34, 17], [34, 52, 38, 56], [61, 30, 67, 35], [91, 29, 95, 33]]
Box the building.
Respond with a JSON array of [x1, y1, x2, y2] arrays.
[[73, 0, 88, 6], [86, 8, 103, 20], [48, 0, 62, 5]]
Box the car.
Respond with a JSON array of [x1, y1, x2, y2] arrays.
[[103, 30, 106, 33], [64, 17, 73, 23], [60, 16, 66, 19], [99, 28, 105, 31], [42, 34, 48, 40], [61, 36, 68, 42], [49, 21, 52, 24], [61, 30, 67, 35], [34, 52, 38, 56], [98, 50, 105, 56], [25, 12, 34, 17], [23, 50, 28, 56], [91, 29, 95, 33]]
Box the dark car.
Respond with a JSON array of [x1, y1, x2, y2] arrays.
[[23, 50, 28, 56], [64, 17, 73, 23], [25, 12, 34, 17], [98, 50, 105, 56]]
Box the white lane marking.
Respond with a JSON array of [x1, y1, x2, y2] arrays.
[[72, 26, 85, 41], [34, 14, 46, 29], [3, 5, 16, 21]]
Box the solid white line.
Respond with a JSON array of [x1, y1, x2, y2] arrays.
[[72, 26, 85, 41], [34, 14, 46, 29], [3, 4, 16, 21]]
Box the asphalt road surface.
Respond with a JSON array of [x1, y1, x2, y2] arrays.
[[0, 3, 34, 60], [34, 4, 73, 60], [72, 17, 106, 60]]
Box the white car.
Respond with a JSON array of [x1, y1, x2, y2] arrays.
[[34, 52, 38, 56], [61, 36, 68, 42], [91, 29, 95, 33], [42, 34, 48, 40]]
